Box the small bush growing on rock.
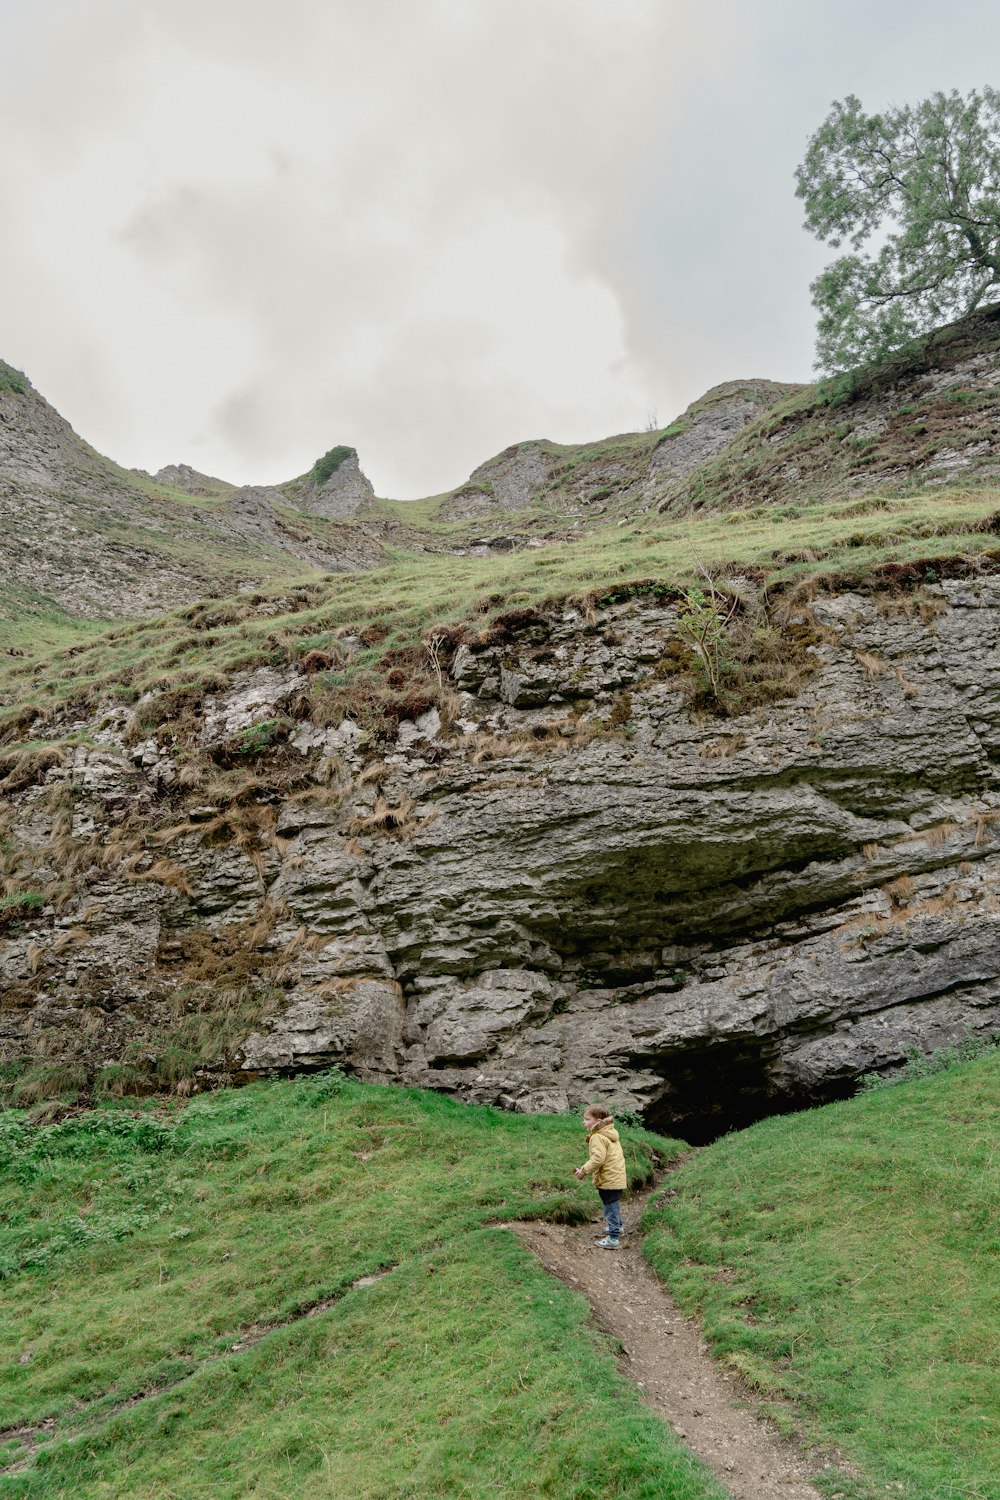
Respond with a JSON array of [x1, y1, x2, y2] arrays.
[[0, 890, 44, 929], [310, 444, 353, 487], [229, 717, 294, 759]]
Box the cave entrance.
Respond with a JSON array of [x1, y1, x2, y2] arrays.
[[639, 1040, 855, 1147]]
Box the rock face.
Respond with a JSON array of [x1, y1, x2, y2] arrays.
[[446, 444, 555, 517], [293, 449, 376, 519], [438, 381, 798, 522], [649, 380, 797, 499], [148, 463, 234, 497], [4, 574, 1000, 1135], [222, 486, 375, 572]]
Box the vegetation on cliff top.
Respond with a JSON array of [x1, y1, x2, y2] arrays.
[[2, 475, 999, 743], [798, 88, 1000, 371]]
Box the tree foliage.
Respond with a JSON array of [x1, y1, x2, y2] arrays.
[[796, 89, 1000, 371]]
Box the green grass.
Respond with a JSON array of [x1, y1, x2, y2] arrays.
[[0, 1077, 723, 1499], [3, 477, 999, 731], [642, 1052, 1000, 1500]]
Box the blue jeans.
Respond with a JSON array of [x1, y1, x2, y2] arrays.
[[598, 1189, 622, 1240]]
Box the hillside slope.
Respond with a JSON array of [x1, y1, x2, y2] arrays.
[[0, 365, 383, 630], [0, 1078, 722, 1499], [645, 1047, 1000, 1499]]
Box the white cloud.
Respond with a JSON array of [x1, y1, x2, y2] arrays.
[[0, 0, 708, 495]]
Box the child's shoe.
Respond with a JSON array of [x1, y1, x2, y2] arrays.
[[596, 1236, 619, 1249]]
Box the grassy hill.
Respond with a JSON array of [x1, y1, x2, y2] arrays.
[[3, 1057, 999, 1496], [4, 305, 1000, 742], [0, 1078, 721, 1500], [644, 1049, 1000, 1500]]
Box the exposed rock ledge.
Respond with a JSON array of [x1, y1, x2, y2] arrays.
[[3, 576, 1000, 1136]]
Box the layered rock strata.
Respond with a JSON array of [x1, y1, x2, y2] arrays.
[[3, 578, 1000, 1135]]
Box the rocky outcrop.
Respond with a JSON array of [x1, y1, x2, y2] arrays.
[[221, 486, 378, 572], [438, 381, 799, 524], [649, 380, 801, 501], [4, 573, 1000, 1134], [148, 463, 234, 497], [659, 304, 1000, 514], [0, 380, 382, 619], [444, 445, 555, 518], [293, 449, 376, 519]]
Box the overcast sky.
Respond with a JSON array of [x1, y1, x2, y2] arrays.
[[1, 0, 998, 498]]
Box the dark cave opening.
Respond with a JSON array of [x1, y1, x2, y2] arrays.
[[639, 1041, 857, 1147]]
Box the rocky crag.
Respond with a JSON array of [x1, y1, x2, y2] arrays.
[[0, 373, 385, 622], [3, 311, 1000, 1132]]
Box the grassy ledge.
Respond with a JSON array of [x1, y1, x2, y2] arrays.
[[642, 1052, 1000, 1500], [2, 478, 1000, 731], [0, 1078, 724, 1500]]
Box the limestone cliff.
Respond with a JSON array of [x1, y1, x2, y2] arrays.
[[3, 569, 999, 1136]]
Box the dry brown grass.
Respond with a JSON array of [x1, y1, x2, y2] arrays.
[[975, 810, 1000, 847], [921, 820, 961, 848], [0, 742, 67, 793], [855, 650, 890, 681], [884, 874, 915, 909], [50, 925, 90, 956], [891, 664, 920, 699], [127, 857, 196, 898], [469, 733, 523, 765], [700, 734, 747, 759], [11, 1062, 89, 1107], [345, 795, 423, 839], [316, 752, 349, 785], [278, 926, 332, 961]]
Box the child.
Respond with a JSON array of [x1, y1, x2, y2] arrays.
[[573, 1103, 627, 1248]]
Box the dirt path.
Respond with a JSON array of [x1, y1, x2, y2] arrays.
[[511, 1190, 824, 1500]]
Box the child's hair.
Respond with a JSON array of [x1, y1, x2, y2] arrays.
[[585, 1104, 611, 1121]]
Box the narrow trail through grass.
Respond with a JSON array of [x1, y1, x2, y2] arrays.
[[513, 1180, 825, 1500]]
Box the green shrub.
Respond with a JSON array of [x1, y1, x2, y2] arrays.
[[0, 359, 29, 395], [230, 716, 293, 758], [0, 889, 45, 929], [310, 445, 354, 487]]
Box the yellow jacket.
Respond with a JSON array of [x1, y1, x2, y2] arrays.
[[582, 1121, 627, 1189]]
